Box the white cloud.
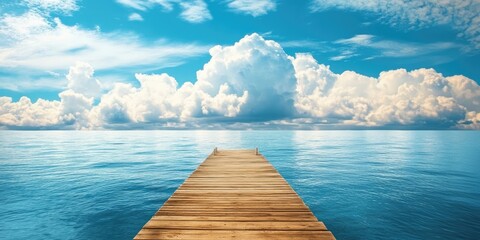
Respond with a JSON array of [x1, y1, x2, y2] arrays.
[[0, 74, 65, 91], [0, 63, 98, 129], [116, 0, 149, 11], [336, 34, 373, 46], [117, 0, 277, 20], [0, 13, 209, 70], [22, 0, 78, 14], [0, 11, 209, 90], [92, 33, 294, 127], [89, 73, 248, 128], [293, 53, 480, 128], [59, 89, 94, 128], [195, 33, 296, 120], [128, 13, 144, 21], [0, 93, 93, 130], [118, 0, 277, 22], [330, 50, 357, 61], [334, 34, 461, 59], [0, 11, 51, 41], [0, 96, 62, 128], [66, 62, 101, 98], [310, 0, 480, 49], [278, 39, 334, 53], [179, 0, 212, 23], [226, 0, 276, 17], [116, 0, 174, 11], [116, 0, 212, 23], [1, 33, 479, 129]]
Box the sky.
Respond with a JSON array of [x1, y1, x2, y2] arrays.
[[0, 0, 479, 130]]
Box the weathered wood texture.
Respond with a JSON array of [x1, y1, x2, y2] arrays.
[[134, 149, 335, 240]]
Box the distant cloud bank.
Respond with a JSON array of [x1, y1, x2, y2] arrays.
[[1, 34, 479, 129]]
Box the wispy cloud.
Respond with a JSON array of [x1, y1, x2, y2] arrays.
[[0, 12, 210, 70], [280, 40, 323, 49], [117, 0, 278, 22], [0, 74, 65, 91], [278, 39, 336, 54], [179, 0, 212, 23], [336, 34, 373, 46], [334, 34, 461, 59], [128, 12, 144, 21], [226, 0, 276, 17], [22, 0, 79, 15], [310, 0, 480, 49], [116, 0, 173, 11], [330, 50, 357, 61], [279, 35, 458, 61], [0, 11, 210, 90], [116, 0, 211, 23]]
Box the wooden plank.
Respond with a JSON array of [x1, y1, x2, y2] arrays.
[[169, 193, 300, 198], [150, 215, 318, 222], [164, 199, 305, 204], [183, 179, 288, 183], [158, 207, 311, 212], [155, 211, 317, 218], [135, 230, 335, 240], [143, 220, 327, 230], [166, 197, 303, 201], [134, 149, 335, 240]]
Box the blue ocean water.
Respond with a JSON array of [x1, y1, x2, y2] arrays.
[[0, 130, 479, 240]]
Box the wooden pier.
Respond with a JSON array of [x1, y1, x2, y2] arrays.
[[134, 149, 335, 240]]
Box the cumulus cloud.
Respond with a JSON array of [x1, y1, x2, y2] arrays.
[[226, 0, 277, 17], [59, 90, 94, 128], [89, 73, 248, 128], [1, 33, 479, 129], [293, 53, 480, 128], [195, 33, 296, 120], [0, 96, 95, 130], [0, 97, 63, 129], [0, 62, 99, 129], [310, 0, 480, 49], [66, 62, 101, 98], [91, 33, 294, 127], [461, 111, 480, 129]]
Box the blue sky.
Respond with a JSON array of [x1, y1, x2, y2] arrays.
[[0, 0, 479, 129]]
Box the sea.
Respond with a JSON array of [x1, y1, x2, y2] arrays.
[[0, 130, 479, 240]]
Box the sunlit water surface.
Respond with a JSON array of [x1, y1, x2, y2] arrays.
[[1, 131, 479, 239]]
